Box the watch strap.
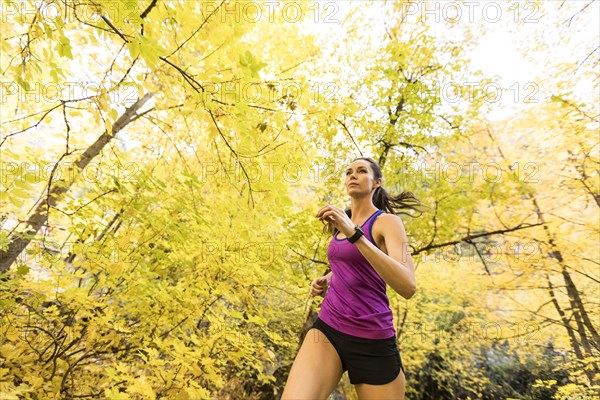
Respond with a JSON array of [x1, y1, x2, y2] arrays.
[[347, 225, 364, 243]]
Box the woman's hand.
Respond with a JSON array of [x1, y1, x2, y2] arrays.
[[310, 275, 330, 297], [316, 204, 355, 238]]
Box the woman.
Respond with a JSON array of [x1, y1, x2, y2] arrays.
[[281, 157, 426, 400]]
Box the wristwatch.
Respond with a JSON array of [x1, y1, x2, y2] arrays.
[[347, 225, 364, 244]]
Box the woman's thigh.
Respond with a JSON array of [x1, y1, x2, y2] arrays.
[[281, 328, 345, 400], [354, 368, 405, 400]]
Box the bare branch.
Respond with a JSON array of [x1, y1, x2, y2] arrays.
[[336, 118, 363, 156], [413, 222, 545, 255]]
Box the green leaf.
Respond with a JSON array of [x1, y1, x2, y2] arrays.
[[13, 178, 31, 189], [250, 61, 267, 78], [549, 95, 562, 102], [0, 231, 10, 251], [8, 196, 24, 207], [15, 76, 31, 91], [138, 35, 169, 69], [127, 39, 140, 59], [16, 265, 29, 275], [54, 34, 73, 59], [10, 187, 29, 199], [239, 50, 254, 67], [63, 43, 73, 59], [43, 21, 53, 39]]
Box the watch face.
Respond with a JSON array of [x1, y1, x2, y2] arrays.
[[349, 226, 364, 243]]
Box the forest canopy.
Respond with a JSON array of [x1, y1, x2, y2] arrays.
[[1, 1, 598, 399]]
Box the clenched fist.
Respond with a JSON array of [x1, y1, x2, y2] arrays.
[[310, 275, 330, 297]]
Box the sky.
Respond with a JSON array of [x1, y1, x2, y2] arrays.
[[5, 0, 598, 219], [303, 0, 598, 121], [14, 0, 598, 154]]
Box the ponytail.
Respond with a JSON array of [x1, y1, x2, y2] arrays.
[[373, 186, 426, 217]]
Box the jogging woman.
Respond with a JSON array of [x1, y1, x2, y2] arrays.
[[281, 156, 425, 400]]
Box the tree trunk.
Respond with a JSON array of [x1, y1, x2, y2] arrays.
[[1, 93, 154, 273], [546, 274, 584, 359], [531, 196, 599, 354], [487, 126, 599, 372]]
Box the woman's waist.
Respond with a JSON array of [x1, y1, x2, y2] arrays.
[[323, 288, 392, 316], [318, 304, 396, 339], [328, 281, 390, 307]]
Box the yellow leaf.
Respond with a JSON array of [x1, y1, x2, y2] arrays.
[[104, 387, 131, 400], [127, 376, 156, 399], [98, 88, 110, 113], [247, 314, 267, 325]]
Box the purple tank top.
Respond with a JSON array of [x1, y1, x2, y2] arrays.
[[318, 209, 396, 339]]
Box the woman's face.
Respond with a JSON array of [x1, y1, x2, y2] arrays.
[[344, 160, 380, 195]]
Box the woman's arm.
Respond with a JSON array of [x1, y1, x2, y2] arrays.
[[353, 214, 416, 299]]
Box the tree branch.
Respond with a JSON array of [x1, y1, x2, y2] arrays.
[[413, 222, 545, 255]]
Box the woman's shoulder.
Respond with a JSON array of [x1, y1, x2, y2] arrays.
[[372, 212, 405, 233], [374, 211, 399, 222]]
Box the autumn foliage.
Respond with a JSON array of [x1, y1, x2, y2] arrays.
[[1, 1, 598, 399]]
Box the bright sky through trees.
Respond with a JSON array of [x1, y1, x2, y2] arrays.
[[1, 1, 598, 398]]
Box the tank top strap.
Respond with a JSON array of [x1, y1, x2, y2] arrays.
[[363, 209, 384, 244], [333, 209, 384, 237], [363, 209, 384, 229]]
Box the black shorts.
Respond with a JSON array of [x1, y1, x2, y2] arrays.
[[310, 317, 404, 385]]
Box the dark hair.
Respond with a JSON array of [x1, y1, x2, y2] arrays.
[[323, 156, 429, 236]]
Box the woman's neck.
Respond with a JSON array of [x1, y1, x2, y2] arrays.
[[349, 198, 378, 225]]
